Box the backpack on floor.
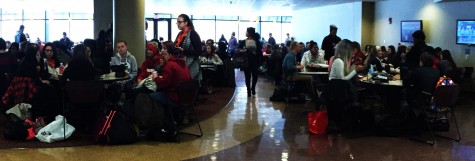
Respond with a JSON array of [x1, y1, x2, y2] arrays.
[[269, 88, 286, 102], [134, 93, 163, 130], [97, 110, 138, 145]]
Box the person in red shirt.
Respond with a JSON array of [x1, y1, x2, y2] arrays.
[[136, 42, 163, 83], [350, 41, 365, 66], [150, 41, 191, 134]]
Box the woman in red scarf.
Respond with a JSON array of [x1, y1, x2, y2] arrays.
[[174, 14, 202, 81]]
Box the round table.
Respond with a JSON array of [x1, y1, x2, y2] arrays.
[[99, 72, 130, 83]]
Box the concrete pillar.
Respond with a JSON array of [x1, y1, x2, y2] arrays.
[[113, 0, 145, 66], [93, 0, 113, 39]]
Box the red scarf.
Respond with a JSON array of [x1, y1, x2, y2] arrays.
[[47, 58, 56, 68], [175, 27, 190, 47]]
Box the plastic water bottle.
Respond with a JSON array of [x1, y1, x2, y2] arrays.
[[369, 64, 374, 75], [59, 63, 65, 75]]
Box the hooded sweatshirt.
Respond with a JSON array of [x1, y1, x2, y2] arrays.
[[111, 51, 138, 81], [154, 56, 191, 103]]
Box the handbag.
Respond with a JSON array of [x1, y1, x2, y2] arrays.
[[232, 49, 249, 68], [307, 110, 328, 134]]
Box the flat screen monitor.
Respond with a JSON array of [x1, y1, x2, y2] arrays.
[[456, 20, 475, 45], [401, 20, 423, 42]]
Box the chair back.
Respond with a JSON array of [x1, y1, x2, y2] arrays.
[[433, 84, 460, 107], [65, 80, 105, 104], [177, 79, 200, 106]]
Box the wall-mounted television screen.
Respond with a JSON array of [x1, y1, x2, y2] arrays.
[[457, 20, 475, 45], [401, 20, 423, 42]]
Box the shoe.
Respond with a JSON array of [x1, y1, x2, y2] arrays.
[[247, 92, 251, 97], [252, 90, 256, 95]]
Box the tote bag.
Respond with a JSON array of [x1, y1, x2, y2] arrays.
[[307, 110, 328, 134]]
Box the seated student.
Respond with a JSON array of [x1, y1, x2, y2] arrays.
[[200, 44, 223, 67], [2, 43, 59, 121], [41, 42, 61, 78], [329, 40, 365, 80], [149, 41, 191, 135], [363, 45, 384, 73], [282, 41, 313, 98], [130, 42, 163, 102], [404, 53, 440, 109], [326, 39, 364, 129], [109, 40, 138, 101], [59, 44, 97, 87], [438, 50, 458, 79], [0, 38, 19, 97], [136, 42, 163, 84], [300, 41, 325, 72]]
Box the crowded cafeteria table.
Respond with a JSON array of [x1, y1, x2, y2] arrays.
[[298, 71, 329, 76], [358, 73, 404, 113]]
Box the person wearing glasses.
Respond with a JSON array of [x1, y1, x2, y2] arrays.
[[300, 41, 325, 72], [41, 43, 61, 78], [174, 14, 202, 81]]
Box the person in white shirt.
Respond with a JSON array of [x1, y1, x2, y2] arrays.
[[200, 44, 223, 71], [301, 41, 325, 72], [329, 39, 364, 80]]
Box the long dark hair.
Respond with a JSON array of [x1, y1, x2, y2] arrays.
[[388, 45, 396, 56], [41, 42, 60, 67], [178, 14, 194, 30], [441, 50, 457, 69], [17, 43, 40, 77], [163, 41, 183, 58], [72, 44, 92, 64]]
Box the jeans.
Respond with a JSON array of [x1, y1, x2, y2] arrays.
[[149, 92, 179, 130]]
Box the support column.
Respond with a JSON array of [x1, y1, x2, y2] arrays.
[[113, 0, 145, 66], [93, 0, 113, 39]]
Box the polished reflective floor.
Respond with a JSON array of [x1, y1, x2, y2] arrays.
[[1, 70, 474, 161]]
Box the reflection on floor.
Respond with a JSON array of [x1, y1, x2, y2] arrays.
[[1, 69, 475, 161]]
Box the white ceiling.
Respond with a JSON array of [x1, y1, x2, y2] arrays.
[[146, 0, 377, 16], [5, 0, 377, 15]]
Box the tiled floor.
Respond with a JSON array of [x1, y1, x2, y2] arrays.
[[1, 70, 474, 161]]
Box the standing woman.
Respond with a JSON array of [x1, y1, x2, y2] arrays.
[[239, 27, 263, 97], [174, 14, 202, 81]]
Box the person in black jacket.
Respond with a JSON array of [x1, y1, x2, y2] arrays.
[[238, 27, 263, 97], [404, 53, 440, 108], [321, 25, 341, 61], [406, 30, 428, 71], [60, 44, 97, 87]]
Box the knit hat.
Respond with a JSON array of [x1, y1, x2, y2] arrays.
[[412, 30, 426, 40], [146, 43, 158, 55]]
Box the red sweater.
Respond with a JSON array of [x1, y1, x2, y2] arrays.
[[154, 57, 191, 103], [137, 55, 162, 82]]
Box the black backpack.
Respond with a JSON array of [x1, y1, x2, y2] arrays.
[[97, 110, 138, 145]]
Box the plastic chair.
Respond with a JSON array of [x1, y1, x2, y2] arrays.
[[413, 84, 461, 145], [176, 79, 203, 138], [63, 80, 105, 138]]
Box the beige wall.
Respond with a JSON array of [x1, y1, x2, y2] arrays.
[[361, 2, 375, 50]]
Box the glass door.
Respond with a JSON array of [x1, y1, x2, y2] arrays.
[[145, 18, 172, 42]]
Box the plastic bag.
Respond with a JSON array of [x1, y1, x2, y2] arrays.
[[35, 115, 75, 143], [308, 110, 328, 134]]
